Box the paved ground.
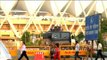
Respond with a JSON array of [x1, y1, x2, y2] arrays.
[[12, 56, 107, 60], [12, 51, 107, 60], [88, 58, 107, 60]]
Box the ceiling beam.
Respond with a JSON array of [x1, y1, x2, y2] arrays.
[[86, 1, 96, 16], [0, 18, 7, 28], [75, 1, 96, 35], [79, 1, 86, 17], [7, 16, 20, 38], [61, 1, 72, 31], [22, 1, 45, 33]]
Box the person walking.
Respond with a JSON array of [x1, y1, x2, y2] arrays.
[[18, 41, 29, 60], [75, 41, 82, 60], [86, 41, 92, 60], [95, 41, 105, 60], [54, 43, 60, 60]]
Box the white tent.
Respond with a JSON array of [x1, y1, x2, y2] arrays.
[[0, 41, 11, 60]]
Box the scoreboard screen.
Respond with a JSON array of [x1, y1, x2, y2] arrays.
[[52, 32, 70, 40]]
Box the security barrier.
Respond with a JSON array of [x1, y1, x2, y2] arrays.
[[26, 46, 50, 57], [34, 52, 45, 60], [7, 45, 87, 60], [60, 45, 87, 56], [7, 46, 17, 56], [7, 46, 50, 58]]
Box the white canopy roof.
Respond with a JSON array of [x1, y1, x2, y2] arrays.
[[0, 0, 107, 18]]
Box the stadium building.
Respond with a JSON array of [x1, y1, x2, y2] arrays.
[[0, 0, 107, 40]]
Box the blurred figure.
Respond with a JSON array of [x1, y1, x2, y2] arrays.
[[50, 42, 55, 60], [0, 40, 12, 60], [86, 41, 92, 60], [54, 43, 60, 60], [32, 34, 36, 43], [50, 26, 54, 32], [95, 41, 105, 60], [75, 41, 82, 60], [18, 41, 29, 60]]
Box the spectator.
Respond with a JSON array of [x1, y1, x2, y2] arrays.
[[50, 42, 55, 60], [75, 41, 82, 60], [18, 41, 29, 60], [95, 41, 105, 60], [86, 41, 92, 60], [54, 43, 60, 60]]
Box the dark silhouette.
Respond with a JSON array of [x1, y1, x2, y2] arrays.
[[95, 41, 105, 60], [18, 42, 29, 60]]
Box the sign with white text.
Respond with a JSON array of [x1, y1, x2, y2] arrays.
[[85, 14, 100, 40]]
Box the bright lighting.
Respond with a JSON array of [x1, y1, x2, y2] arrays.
[[96, 1, 104, 13], [50, 1, 68, 16], [0, 0, 17, 15], [24, 0, 43, 15]]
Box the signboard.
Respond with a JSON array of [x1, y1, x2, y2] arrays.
[[85, 14, 100, 40], [52, 32, 70, 40]]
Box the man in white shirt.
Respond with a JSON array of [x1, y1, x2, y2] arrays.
[[18, 42, 29, 60], [75, 41, 82, 60], [95, 41, 105, 60]]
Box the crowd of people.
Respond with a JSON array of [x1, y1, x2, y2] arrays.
[[50, 25, 63, 32], [0, 38, 104, 60], [49, 40, 105, 60], [74, 40, 105, 60]]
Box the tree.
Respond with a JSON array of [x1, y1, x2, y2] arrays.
[[98, 17, 107, 51], [101, 18, 107, 33], [21, 31, 30, 43], [75, 32, 85, 42]]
